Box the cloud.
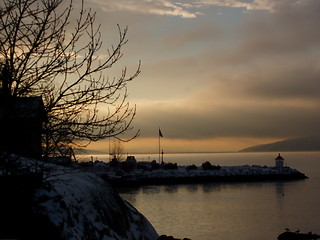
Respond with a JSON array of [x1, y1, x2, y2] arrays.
[[210, 57, 320, 101], [89, 0, 199, 18], [132, 48, 320, 141], [194, 0, 277, 12], [133, 81, 320, 141], [82, 0, 320, 152], [235, 0, 320, 58], [89, 0, 299, 19]]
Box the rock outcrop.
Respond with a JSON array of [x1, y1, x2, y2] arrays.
[[1, 158, 159, 240], [34, 170, 159, 240]]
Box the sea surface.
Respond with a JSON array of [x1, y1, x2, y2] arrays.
[[82, 152, 320, 240]]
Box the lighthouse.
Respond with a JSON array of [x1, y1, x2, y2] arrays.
[[275, 153, 284, 168]]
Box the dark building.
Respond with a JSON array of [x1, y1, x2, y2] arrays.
[[0, 97, 47, 159]]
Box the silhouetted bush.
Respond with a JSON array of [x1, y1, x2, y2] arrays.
[[151, 160, 160, 170], [109, 157, 119, 167], [186, 164, 198, 170], [201, 161, 221, 170], [164, 163, 177, 170], [136, 162, 149, 170], [120, 161, 136, 172], [213, 165, 221, 170], [201, 161, 212, 170]]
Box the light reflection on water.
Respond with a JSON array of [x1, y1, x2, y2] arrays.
[[116, 152, 320, 240]]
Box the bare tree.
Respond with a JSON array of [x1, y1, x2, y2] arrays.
[[0, 0, 140, 157], [110, 139, 125, 162]]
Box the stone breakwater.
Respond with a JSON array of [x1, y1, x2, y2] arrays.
[[98, 165, 307, 187]]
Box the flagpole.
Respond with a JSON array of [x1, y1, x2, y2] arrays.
[[158, 128, 161, 163], [158, 128, 163, 163], [161, 149, 164, 163]]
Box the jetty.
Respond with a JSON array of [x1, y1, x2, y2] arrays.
[[78, 153, 308, 187], [98, 164, 307, 187]]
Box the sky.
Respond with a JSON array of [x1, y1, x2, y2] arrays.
[[79, 0, 320, 153]]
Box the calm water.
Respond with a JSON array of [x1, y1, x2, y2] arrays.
[[115, 152, 320, 240]]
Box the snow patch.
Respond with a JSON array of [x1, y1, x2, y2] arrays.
[[33, 165, 159, 240]]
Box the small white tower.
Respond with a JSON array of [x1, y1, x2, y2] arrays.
[[275, 153, 284, 168]]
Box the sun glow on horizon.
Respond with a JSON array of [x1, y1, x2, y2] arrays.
[[86, 137, 281, 154]]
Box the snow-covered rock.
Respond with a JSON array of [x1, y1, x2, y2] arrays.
[[1, 155, 158, 240], [34, 169, 159, 240]]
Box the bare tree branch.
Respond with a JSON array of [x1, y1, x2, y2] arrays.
[[0, 0, 140, 157]]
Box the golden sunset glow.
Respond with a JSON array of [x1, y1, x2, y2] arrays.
[[88, 137, 283, 154]]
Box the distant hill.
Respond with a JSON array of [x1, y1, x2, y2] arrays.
[[239, 136, 320, 152]]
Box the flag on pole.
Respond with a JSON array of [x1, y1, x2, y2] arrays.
[[159, 129, 163, 138]]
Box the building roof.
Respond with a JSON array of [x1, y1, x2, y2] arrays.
[[275, 153, 284, 160], [0, 96, 47, 121], [126, 156, 137, 163]]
